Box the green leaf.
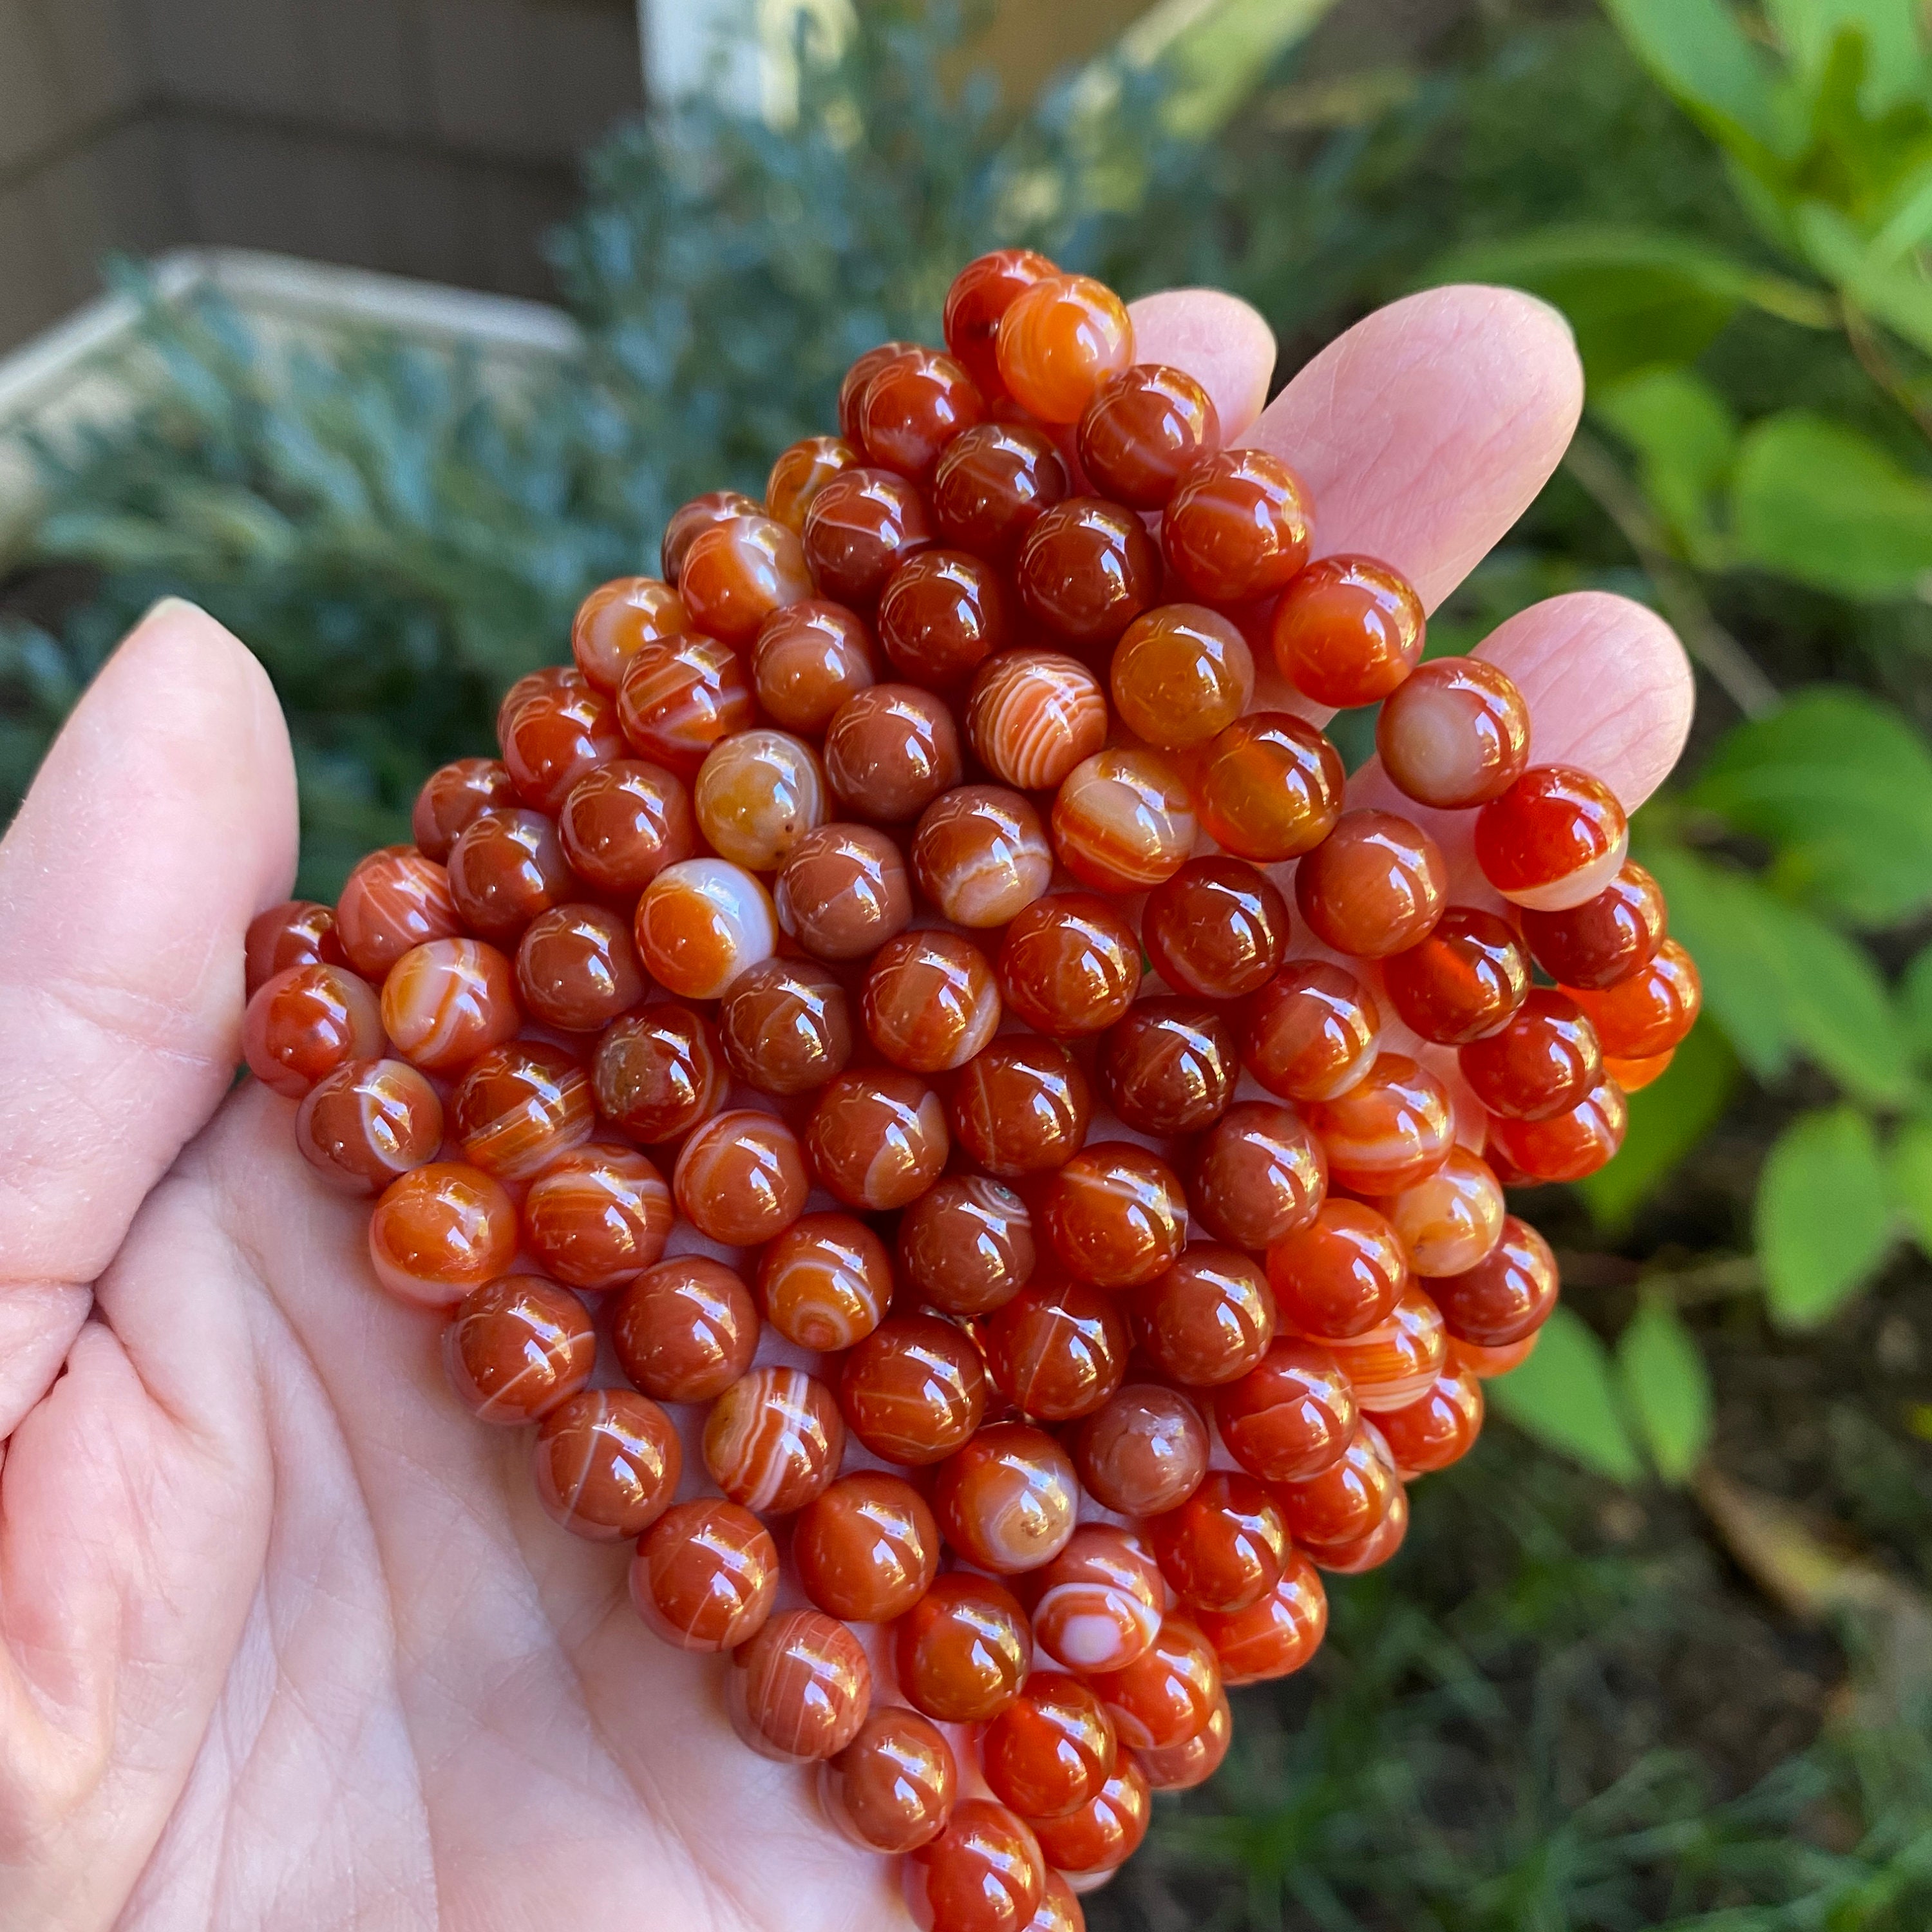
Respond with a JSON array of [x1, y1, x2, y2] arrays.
[[1490, 1307, 1645, 1483], [1764, 0, 1928, 114], [1755, 1105, 1896, 1327], [1732, 410, 1932, 599], [1601, 0, 1798, 166], [1576, 1019, 1738, 1231], [1594, 366, 1739, 559], [1900, 943, 1932, 1062], [1616, 1298, 1714, 1483], [1793, 200, 1932, 359], [1885, 1115, 1932, 1257], [1687, 688, 1932, 926]]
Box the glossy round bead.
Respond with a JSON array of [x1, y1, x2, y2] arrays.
[[1051, 748, 1196, 893], [1276, 1427, 1401, 1553], [908, 1799, 1045, 1932], [952, 1036, 1092, 1176], [858, 346, 987, 483], [1429, 1215, 1558, 1347], [1016, 498, 1161, 647], [877, 549, 1008, 688], [611, 1254, 759, 1403], [773, 821, 914, 961], [692, 728, 827, 873], [895, 1574, 1033, 1724], [757, 1210, 891, 1351], [808, 1070, 949, 1211], [838, 343, 918, 443], [1376, 654, 1530, 809], [445, 1039, 592, 1182], [571, 578, 691, 694], [296, 1056, 443, 1193], [615, 632, 756, 778], [1087, 1614, 1220, 1752], [1375, 1146, 1505, 1279], [1264, 1198, 1406, 1341], [632, 1499, 779, 1652], [703, 1365, 844, 1513], [367, 1161, 518, 1308], [446, 808, 574, 942], [804, 466, 934, 607], [1193, 712, 1345, 862], [1147, 1471, 1287, 1615], [980, 1276, 1130, 1423], [751, 599, 878, 734], [944, 247, 1059, 397], [1474, 764, 1631, 913], [1140, 860, 1283, 1004], [556, 759, 696, 896], [521, 1142, 672, 1291], [822, 1707, 958, 1855], [244, 898, 346, 996], [898, 1177, 1036, 1318], [1317, 1480, 1409, 1573], [1027, 1526, 1166, 1674], [1567, 938, 1701, 1058], [1195, 1549, 1328, 1685], [1136, 1687, 1232, 1791], [1241, 960, 1383, 1104], [766, 433, 862, 534], [967, 651, 1108, 793], [719, 956, 853, 1096], [1162, 448, 1312, 603], [1296, 810, 1448, 958], [981, 1672, 1115, 1821], [1381, 905, 1530, 1046], [841, 1314, 989, 1464], [674, 1108, 810, 1245], [1041, 1143, 1188, 1291], [496, 665, 575, 747], [1108, 604, 1252, 752], [591, 1003, 726, 1143], [1189, 1103, 1327, 1253], [531, 1388, 681, 1540], [1303, 1051, 1455, 1195], [1460, 987, 1603, 1121], [661, 489, 762, 583], [997, 893, 1140, 1038], [679, 513, 813, 647], [515, 903, 645, 1034], [1214, 1340, 1357, 1482], [1072, 1385, 1209, 1518], [1025, 1873, 1084, 1932], [995, 274, 1133, 424], [933, 1422, 1080, 1574], [411, 758, 518, 862], [1135, 1245, 1275, 1387], [1030, 1759, 1149, 1877], [1077, 362, 1220, 509], [243, 963, 383, 1099], [1519, 860, 1666, 990], [1270, 554, 1425, 709], [502, 679, 624, 815], [1314, 1284, 1448, 1412], [794, 1471, 942, 1623], [1377, 1365, 1484, 1475], [336, 848, 462, 976], [862, 929, 1002, 1073], [1607, 1048, 1674, 1092], [1097, 999, 1237, 1136], [1486, 1080, 1629, 1183], [442, 1274, 595, 1423], [634, 858, 776, 1000], [824, 683, 963, 823], [932, 421, 1070, 560], [913, 784, 1053, 927]]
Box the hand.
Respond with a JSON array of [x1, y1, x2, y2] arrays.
[[0, 284, 1690, 1931]]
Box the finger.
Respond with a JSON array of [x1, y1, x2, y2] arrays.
[[1242, 284, 1584, 612], [1127, 288, 1278, 440]]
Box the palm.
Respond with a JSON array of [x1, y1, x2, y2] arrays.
[[1, 285, 1692, 1932]]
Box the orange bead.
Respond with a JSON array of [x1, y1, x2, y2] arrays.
[[1566, 938, 1701, 1059], [336, 847, 461, 976], [907, 1799, 1045, 1932], [1108, 603, 1253, 750], [1195, 1549, 1328, 1685], [933, 1422, 1079, 1574], [757, 1210, 891, 1350], [821, 1706, 958, 1854], [1316, 1480, 1408, 1573], [1142, 857, 1288, 1002], [952, 1036, 1092, 1175], [1296, 810, 1447, 958], [750, 598, 878, 734], [296, 1056, 444, 1193], [448, 1040, 596, 1182], [967, 650, 1108, 792], [1027, 1525, 1166, 1675], [1097, 999, 1237, 1136], [611, 1254, 759, 1403], [944, 247, 1059, 399], [1485, 1079, 1628, 1182], [245, 898, 347, 996], [839, 342, 919, 442], [1024, 1873, 1085, 1932], [1607, 1048, 1673, 1091], [793, 1471, 942, 1622], [556, 759, 696, 896], [1189, 1101, 1328, 1253], [367, 1161, 518, 1308], [1087, 1613, 1220, 1751], [1051, 748, 1196, 892], [1135, 1687, 1231, 1790], [615, 632, 756, 778], [1016, 497, 1161, 647], [1134, 1245, 1275, 1387], [895, 1573, 1034, 1724], [996, 893, 1140, 1037], [857, 346, 987, 483], [703, 1365, 844, 1513], [674, 1108, 810, 1245], [693, 728, 828, 872], [661, 489, 761, 583], [1375, 654, 1529, 809], [1474, 764, 1631, 913], [717, 956, 851, 1098], [501, 679, 624, 815], [1146, 1470, 1288, 1615], [774, 820, 914, 961], [243, 963, 383, 1099], [515, 902, 647, 1033], [878, 548, 1009, 687], [913, 784, 1054, 928], [1041, 1143, 1187, 1291], [531, 1387, 681, 1541], [1072, 1385, 1210, 1519], [1375, 1364, 1484, 1475], [1460, 987, 1603, 1121], [1428, 1213, 1558, 1348], [1265, 1197, 1406, 1341], [1303, 1050, 1455, 1195], [591, 1002, 727, 1143], [979, 1276, 1130, 1422], [441, 1274, 594, 1424], [634, 857, 777, 1000], [1447, 1330, 1541, 1379], [410, 759, 518, 863], [804, 466, 934, 607], [1192, 711, 1344, 862], [1374, 1144, 1506, 1278], [765, 433, 861, 534], [994, 274, 1133, 424], [632, 1498, 778, 1652], [1519, 859, 1667, 990], [808, 1068, 949, 1211], [1275, 1425, 1401, 1553], [1161, 448, 1311, 603], [1030, 1759, 1149, 1877], [1270, 554, 1425, 709], [1214, 1340, 1357, 1482], [1078, 363, 1220, 509], [521, 1141, 671, 1291], [932, 421, 1070, 560], [1310, 1283, 1448, 1412], [981, 1672, 1116, 1821], [1379, 905, 1530, 1046], [840, 1313, 989, 1465], [447, 808, 574, 942], [897, 1175, 1035, 1318], [862, 929, 1003, 1072], [1240, 960, 1383, 1104], [825, 683, 964, 822]]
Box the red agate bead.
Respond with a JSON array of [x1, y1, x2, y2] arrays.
[[1146, 1471, 1287, 1615], [933, 1422, 1080, 1574], [728, 1609, 873, 1765], [521, 1142, 672, 1291], [839, 343, 918, 442], [1042, 1143, 1188, 1291], [822, 1707, 958, 1855], [1375, 654, 1529, 808], [1376, 1363, 1484, 1475], [571, 578, 690, 693], [1079, 363, 1221, 508], [775, 821, 914, 961], [952, 1036, 1092, 1175], [793, 1472, 941, 1623], [1025, 1873, 1084, 1932], [447, 808, 574, 942], [750, 599, 878, 734], [632, 1498, 778, 1652], [912, 784, 1054, 927], [1195, 1549, 1327, 1685], [336, 847, 462, 976], [1029, 1758, 1150, 1877], [1109, 603, 1253, 750], [981, 1672, 1116, 1821], [1016, 497, 1161, 647], [1303, 1050, 1455, 1195], [1566, 938, 1701, 1057], [1275, 1427, 1401, 1554], [611, 1255, 758, 1403], [515, 902, 646, 1033], [1026, 1524, 1166, 1675], [592, 1003, 726, 1143], [825, 683, 964, 822], [1052, 748, 1196, 893], [1134, 1245, 1275, 1387], [243, 963, 383, 1099], [1137, 1688, 1231, 1791], [1087, 1613, 1221, 1751], [862, 929, 1003, 1072], [719, 956, 852, 1096], [674, 1108, 810, 1244], [1189, 1102, 1328, 1252], [895, 1573, 1033, 1724], [449, 1040, 596, 1182], [1459, 987, 1603, 1120], [1375, 1144, 1506, 1278], [367, 1162, 518, 1308], [1072, 1385, 1209, 1518], [693, 728, 828, 872], [1240, 960, 1383, 1103], [932, 421, 1070, 560], [704, 1365, 844, 1513], [897, 1175, 1035, 1317], [411, 759, 518, 864], [841, 1314, 988, 1464], [1313, 1284, 1448, 1412], [966, 650, 1108, 792], [857, 346, 987, 483], [1192, 711, 1345, 862], [878, 548, 1009, 687], [1265, 1198, 1406, 1340], [764, 434, 860, 535], [804, 466, 933, 607], [1430, 1214, 1558, 1347], [1474, 764, 1631, 912], [296, 1057, 443, 1193], [1215, 1340, 1357, 1482], [1380, 905, 1530, 1045], [501, 677, 624, 815], [1519, 859, 1667, 989], [979, 1276, 1130, 1422], [808, 1069, 950, 1211], [1161, 448, 1311, 603], [1142, 857, 1287, 1001], [997, 893, 1141, 1037], [557, 759, 694, 896], [944, 248, 1059, 397], [1097, 999, 1237, 1135], [1318, 1481, 1409, 1573], [907, 1799, 1045, 1932], [757, 1210, 892, 1352], [661, 489, 761, 582], [1271, 554, 1425, 708], [1296, 810, 1447, 958], [615, 631, 755, 777], [244, 898, 346, 996], [634, 858, 777, 1000], [1486, 1079, 1629, 1182], [995, 274, 1133, 424], [531, 1388, 680, 1541], [442, 1274, 594, 1424]]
